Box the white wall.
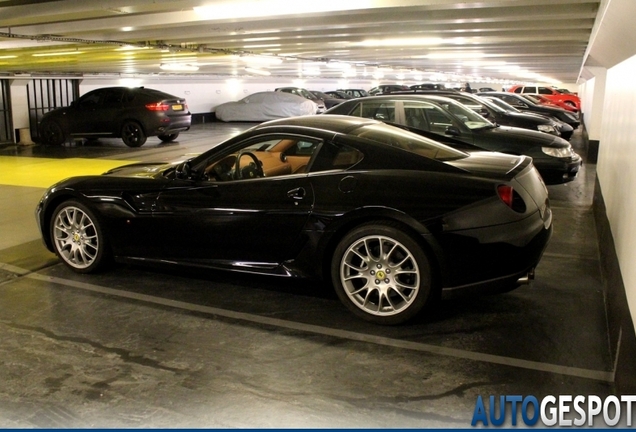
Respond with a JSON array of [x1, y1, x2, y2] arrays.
[[579, 68, 607, 142], [77, 76, 383, 115], [596, 53, 636, 333]]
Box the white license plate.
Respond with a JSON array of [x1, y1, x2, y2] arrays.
[[172, 104, 183, 111]]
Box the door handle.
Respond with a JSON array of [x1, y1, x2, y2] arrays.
[[287, 187, 306, 200]]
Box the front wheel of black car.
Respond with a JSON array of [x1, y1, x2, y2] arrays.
[[121, 121, 147, 147], [331, 223, 434, 325], [50, 200, 110, 273], [158, 132, 179, 143], [39, 120, 66, 145]]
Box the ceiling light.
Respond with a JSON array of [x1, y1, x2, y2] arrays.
[[32, 51, 83, 57], [194, 0, 373, 20], [160, 63, 199, 72], [244, 67, 271, 76], [357, 37, 443, 47], [0, 55, 17, 59], [240, 55, 283, 65]]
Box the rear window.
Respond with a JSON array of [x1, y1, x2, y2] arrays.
[[348, 123, 468, 161]]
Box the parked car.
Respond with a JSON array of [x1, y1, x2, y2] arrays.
[[214, 91, 317, 122], [309, 90, 345, 109], [325, 94, 582, 184], [38, 86, 191, 147], [477, 92, 580, 129], [275, 87, 326, 113], [325, 90, 355, 100], [481, 95, 574, 140], [410, 83, 447, 90], [507, 85, 581, 111], [368, 84, 411, 95], [339, 88, 369, 98], [36, 115, 552, 325], [392, 89, 566, 139], [522, 93, 578, 113]]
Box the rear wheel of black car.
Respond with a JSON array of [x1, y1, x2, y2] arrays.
[[121, 121, 147, 147], [50, 200, 110, 273], [331, 223, 434, 325], [39, 120, 66, 145], [158, 132, 179, 143]]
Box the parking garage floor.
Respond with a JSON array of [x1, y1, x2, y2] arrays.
[[0, 123, 614, 428]]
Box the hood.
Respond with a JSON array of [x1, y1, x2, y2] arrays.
[[103, 161, 177, 178], [445, 151, 532, 180], [503, 110, 553, 125], [480, 125, 569, 147]]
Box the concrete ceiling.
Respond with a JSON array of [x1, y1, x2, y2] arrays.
[[0, 0, 601, 85]]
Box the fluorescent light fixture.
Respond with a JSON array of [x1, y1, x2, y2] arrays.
[[160, 63, 200, 71], [240, 55, 283, 65], [115, 46, 149, 51], [194, 0, 372, 20], [325, 61, 351, 70], [357, 37, 443, 47], [32, 51, 83, 57], [244, 67, 271, 76], [302, 68, 321, 76], [0, 55, 17, 59]]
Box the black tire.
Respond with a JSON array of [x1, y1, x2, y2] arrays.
[[50, 200, 111, 273], [121, 121, 147, 147], [158, 132, 179, 143], [331, 222, 434, 325], [39, 120, 66, 146]]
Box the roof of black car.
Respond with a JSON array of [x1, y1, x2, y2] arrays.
[[254, 114, 380, 134]]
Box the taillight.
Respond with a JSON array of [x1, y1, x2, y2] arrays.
[[145, 102, 170, 111], [497, 185, 526, 213]]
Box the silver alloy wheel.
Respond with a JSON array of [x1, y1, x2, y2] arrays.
[[340, 235, 420, 317], [53, 205, 99, 269]]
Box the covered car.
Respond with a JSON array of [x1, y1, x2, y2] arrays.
[[214, 91, 317, 122]]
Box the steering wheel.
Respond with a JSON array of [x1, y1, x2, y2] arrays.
[[233, 151, 264, 180]]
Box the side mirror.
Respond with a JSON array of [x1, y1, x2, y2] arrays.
[[445, 126, 461, 137], [175, 161, 192, 180]]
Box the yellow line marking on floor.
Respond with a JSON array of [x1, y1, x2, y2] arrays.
[[0, 156, 138, 188]]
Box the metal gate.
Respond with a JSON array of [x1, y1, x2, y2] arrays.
[[0, 80, 11, 144], [27, 79, 79, 141]]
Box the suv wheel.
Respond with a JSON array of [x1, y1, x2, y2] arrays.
[[121, 121, 147, 147]]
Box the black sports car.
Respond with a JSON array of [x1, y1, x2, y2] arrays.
[[38, 86, 192, 147], [325, 95, 582, 185], [36, 115, 552, 325]]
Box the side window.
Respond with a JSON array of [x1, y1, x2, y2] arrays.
[[538, 87, 553, 95], [521, 87, 537, 94], [204, 136, 320, 181], [358, 101, 396, 121], [78, 91, 102, 108], [103, 89, 124, 105], [512, 87, 523, 93], [309, 141, 363, 173], [501, 95, 521, 106]]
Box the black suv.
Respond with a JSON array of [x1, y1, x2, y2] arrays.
[[39, 87, 191, 147]]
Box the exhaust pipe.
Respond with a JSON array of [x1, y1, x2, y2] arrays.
[[517, 268, 536, 285]]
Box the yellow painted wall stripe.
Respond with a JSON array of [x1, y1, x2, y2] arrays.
[[0, 156, 138, 188]]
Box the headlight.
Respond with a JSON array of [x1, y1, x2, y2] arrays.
[[542, 146, 575, 158], [537, 124, 557, 134]]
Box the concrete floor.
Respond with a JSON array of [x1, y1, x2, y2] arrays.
[[0, 123, 614, 428]]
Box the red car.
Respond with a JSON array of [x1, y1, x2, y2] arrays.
[[507, 85, 580, 111], [522, 94, 579, 113]]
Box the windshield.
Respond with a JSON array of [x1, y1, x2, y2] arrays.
[[484, 97, 521, 112], [348, 122, 468, 161], [435, 98, 494, 130]]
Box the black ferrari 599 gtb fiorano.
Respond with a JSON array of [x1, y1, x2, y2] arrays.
[[36, 115, 552, 325]]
